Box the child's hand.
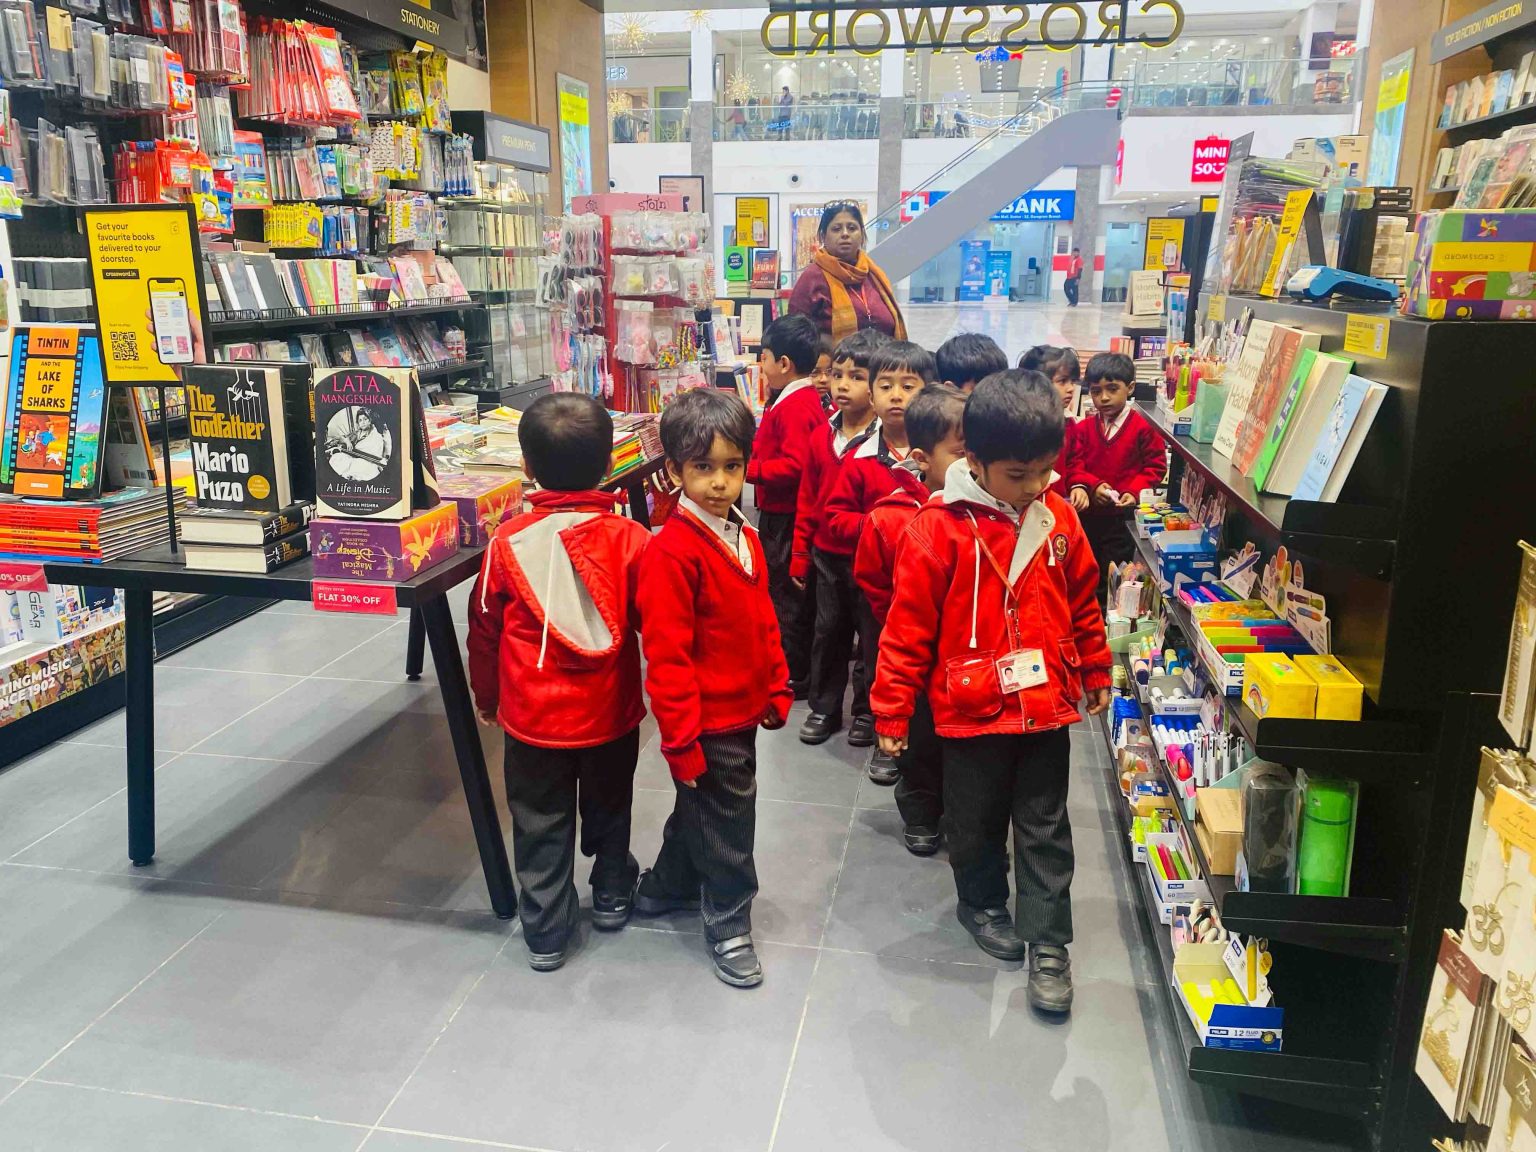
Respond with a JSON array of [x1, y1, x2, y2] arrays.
[[681, 777, 699, 788], [1085, 687, 1112, 716], [791, 576, 806, 591], [476, 709, 497, 728], [761, 706, 787, 730], [1092, 483, 1116, 507], [878, 733, 907, 757], [1069, 487, 1090, 511], [1116, 492, 1137, 509]]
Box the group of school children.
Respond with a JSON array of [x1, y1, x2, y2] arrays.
[[466, 313, 1167, 1012]]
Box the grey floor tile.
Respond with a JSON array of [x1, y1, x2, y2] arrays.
[[63, 668, 304, 752], [161, 610, 398, 676], [314, 620, 470, 685], [11, 754, 388, 890], [379, 927, 816, 1152], [636, 720, 866, 809], [0, 1079, 363, 1152], [363, 1131, 538, 1151], [0, 866, 224, 1077], [0, 742, 176, 861], [769, 948, 1172, 1152], [628, 787, 852, 947], [193, 675, 491, 769], [43, 900, 508, 1125]]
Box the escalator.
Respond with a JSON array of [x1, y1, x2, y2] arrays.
[[867, 82, 1125, 284]]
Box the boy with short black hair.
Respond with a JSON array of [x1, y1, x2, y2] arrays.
[[871, 369, 1112, 1014], [635, 388, 792, 989], [1068, 351, 1167, 589], [468, 393, 650, 973], [818, 339, 937, 748], [854, 384, 965, 839], [792, 328, 887, 743], [747, 313, 824, 692], [1018, 344, 1082, 416], [936, 333, 1008, 393]]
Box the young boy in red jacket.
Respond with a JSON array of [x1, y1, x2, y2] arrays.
[[854, 385, 966, 844], [872, 370, 1112, 1014], [634, 389, 792, 989], [792, 328, 886, 745], [935, 332, 1007, 393], [1020, 344, 1082, 498], [746, 313, 825, 694], [1066, 352, 1168, 591], [820, 340, 937, 747], [468, 394, 650, 973]]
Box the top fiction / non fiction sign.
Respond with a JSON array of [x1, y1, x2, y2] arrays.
[[762, 2, 1185, 55]]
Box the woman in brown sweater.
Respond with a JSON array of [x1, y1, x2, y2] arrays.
[[787, 203, 907, 343]]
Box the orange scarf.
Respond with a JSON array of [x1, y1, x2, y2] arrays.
[[812, 249, 907, 344]]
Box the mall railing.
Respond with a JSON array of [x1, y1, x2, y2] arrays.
[[609, 107, 690, 144], [713, 99, 881, 142], [866, 81, 1124, 244], [1127, 53, 1364, 110], [902, 92, 1061, 138]]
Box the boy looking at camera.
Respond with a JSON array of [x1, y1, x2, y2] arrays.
[[1067, 351, 1167, 588], [635, 389, 792, 990], [871, 370, 1112, 1014], [468, 393, 650, 974]]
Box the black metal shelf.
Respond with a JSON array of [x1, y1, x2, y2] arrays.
[[1141, 403, 1398, 578], [1442, 98, 1536, 140], [208, 299, 481, 333], [1218, 892, 1405, 964], [413, 357, 486, 382]]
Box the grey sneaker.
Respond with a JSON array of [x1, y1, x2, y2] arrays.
[[1028, 944, 1074, 1013], [711, 934, 764, 988], [526, 946, 566, 972]]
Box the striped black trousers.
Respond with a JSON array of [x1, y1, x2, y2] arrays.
[[647, 728, 759, 942], [941, 728, 1073, 945]]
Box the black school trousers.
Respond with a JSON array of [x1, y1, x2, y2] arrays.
[[894, 694, 943, 829], [809, 547, 869, 720], [646, 728, 759, 943], [758, 509, 814, 686], [504, 728, 640, 952], [941, 728, 1073, 946]]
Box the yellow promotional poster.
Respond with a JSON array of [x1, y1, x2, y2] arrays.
[[83, 205, 207, 384], [736, 196, 771, 248], [1144, 217, 1186, 270], [1344, 314, 1390, 360], [1261, 189, 1314, 297]]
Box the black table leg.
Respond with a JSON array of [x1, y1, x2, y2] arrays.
[[124, 588, 156, 866], [419, 592, 516, 919], [625, 477, 651, 529], [405, 606, 425, 681]]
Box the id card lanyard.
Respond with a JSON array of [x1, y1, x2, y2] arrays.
[[964, 510, 1049, 693]]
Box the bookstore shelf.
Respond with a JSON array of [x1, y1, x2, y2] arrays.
[[208, 299, 482, 332], [413, 356, 487, 382], [1441, 98, 1536, 139]]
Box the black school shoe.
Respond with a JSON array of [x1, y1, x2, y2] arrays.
[[711, 934, 764, 988], [1029, 944, 1074, 1013], [903, 825, 940, 855], [526, 944, 567, 972], [592, 887, 633, 931], [865, 747, 899, 784], [847, 714, 876, 747], [798, 712, 842, 744], [632, 869, 702, 916], [956, 902, 1028, 962]]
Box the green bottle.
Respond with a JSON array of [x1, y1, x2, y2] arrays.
[[1297, 777, 1356, 897]]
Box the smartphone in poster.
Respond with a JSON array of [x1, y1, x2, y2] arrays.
[[82, 204, 209, 384]]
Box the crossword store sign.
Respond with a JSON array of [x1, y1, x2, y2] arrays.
[[762, 1, 1185, 55]]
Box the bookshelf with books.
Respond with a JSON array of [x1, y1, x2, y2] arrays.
[[1110, 290, 1536, 1149]]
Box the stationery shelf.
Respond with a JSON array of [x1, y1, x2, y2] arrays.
[[1186, 1049, 1379, 1117], [1227, 702, 1433, 787], [1217, 893, 1406, 964], [207, 299, 482, 333]]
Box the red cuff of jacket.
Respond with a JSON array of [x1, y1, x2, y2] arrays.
[[874, 715, 910, 741], [1083, 666, 1113, 692], [664, 742, 708, 783], [768, 690, 793, 727], [789, 552, 811, 580]]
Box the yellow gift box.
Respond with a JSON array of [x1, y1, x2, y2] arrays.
[[1293, 655, 1364, 721], [1243, 653, 1318, 720]]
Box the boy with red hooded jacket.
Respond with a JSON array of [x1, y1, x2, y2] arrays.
[[468, 394, 650, 974], [634, 389, 792, 990], [872, 370, 1112, 1015]]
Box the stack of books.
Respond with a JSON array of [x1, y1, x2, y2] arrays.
[[0, 487, 185, 563], [180, 504, 314, 573]]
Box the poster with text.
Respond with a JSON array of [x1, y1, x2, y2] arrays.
[[557, 74, 592, 210], [1367, 49, 1413, 187], [985, 250, 1012, 298], [1143, 217, 1186, 270], [958, 240, 990, 302]]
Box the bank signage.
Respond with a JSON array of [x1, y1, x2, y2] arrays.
[[761, 1, 1186, 56], [1191, 137, 1231, 183], [993, 191, 1075, 221]]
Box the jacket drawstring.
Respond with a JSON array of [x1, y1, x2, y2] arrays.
[[536, 530, 558, 670], [478, 539, 498, 614], [965, 510, 980, 649]]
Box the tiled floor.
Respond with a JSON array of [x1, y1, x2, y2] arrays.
[[0, 305, 1357, 1151]]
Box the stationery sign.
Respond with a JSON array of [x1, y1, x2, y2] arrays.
[[82, 204, 209, 384], [311, 581, 399, 615], [1190, 137, 1231, 183]]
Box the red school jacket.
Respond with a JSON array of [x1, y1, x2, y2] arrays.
[[467, 490, 650, 749], [821, 433, 909, 556], [790, 414, 876, 579], [1067, 407, 1167, 520], [871, 462, 1113, 742], [637, 505, 793, 782], [745, 378, 825, 515], [853, 467, 929, 626]]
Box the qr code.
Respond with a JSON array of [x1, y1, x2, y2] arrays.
[[111, 329, 139, 362]]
